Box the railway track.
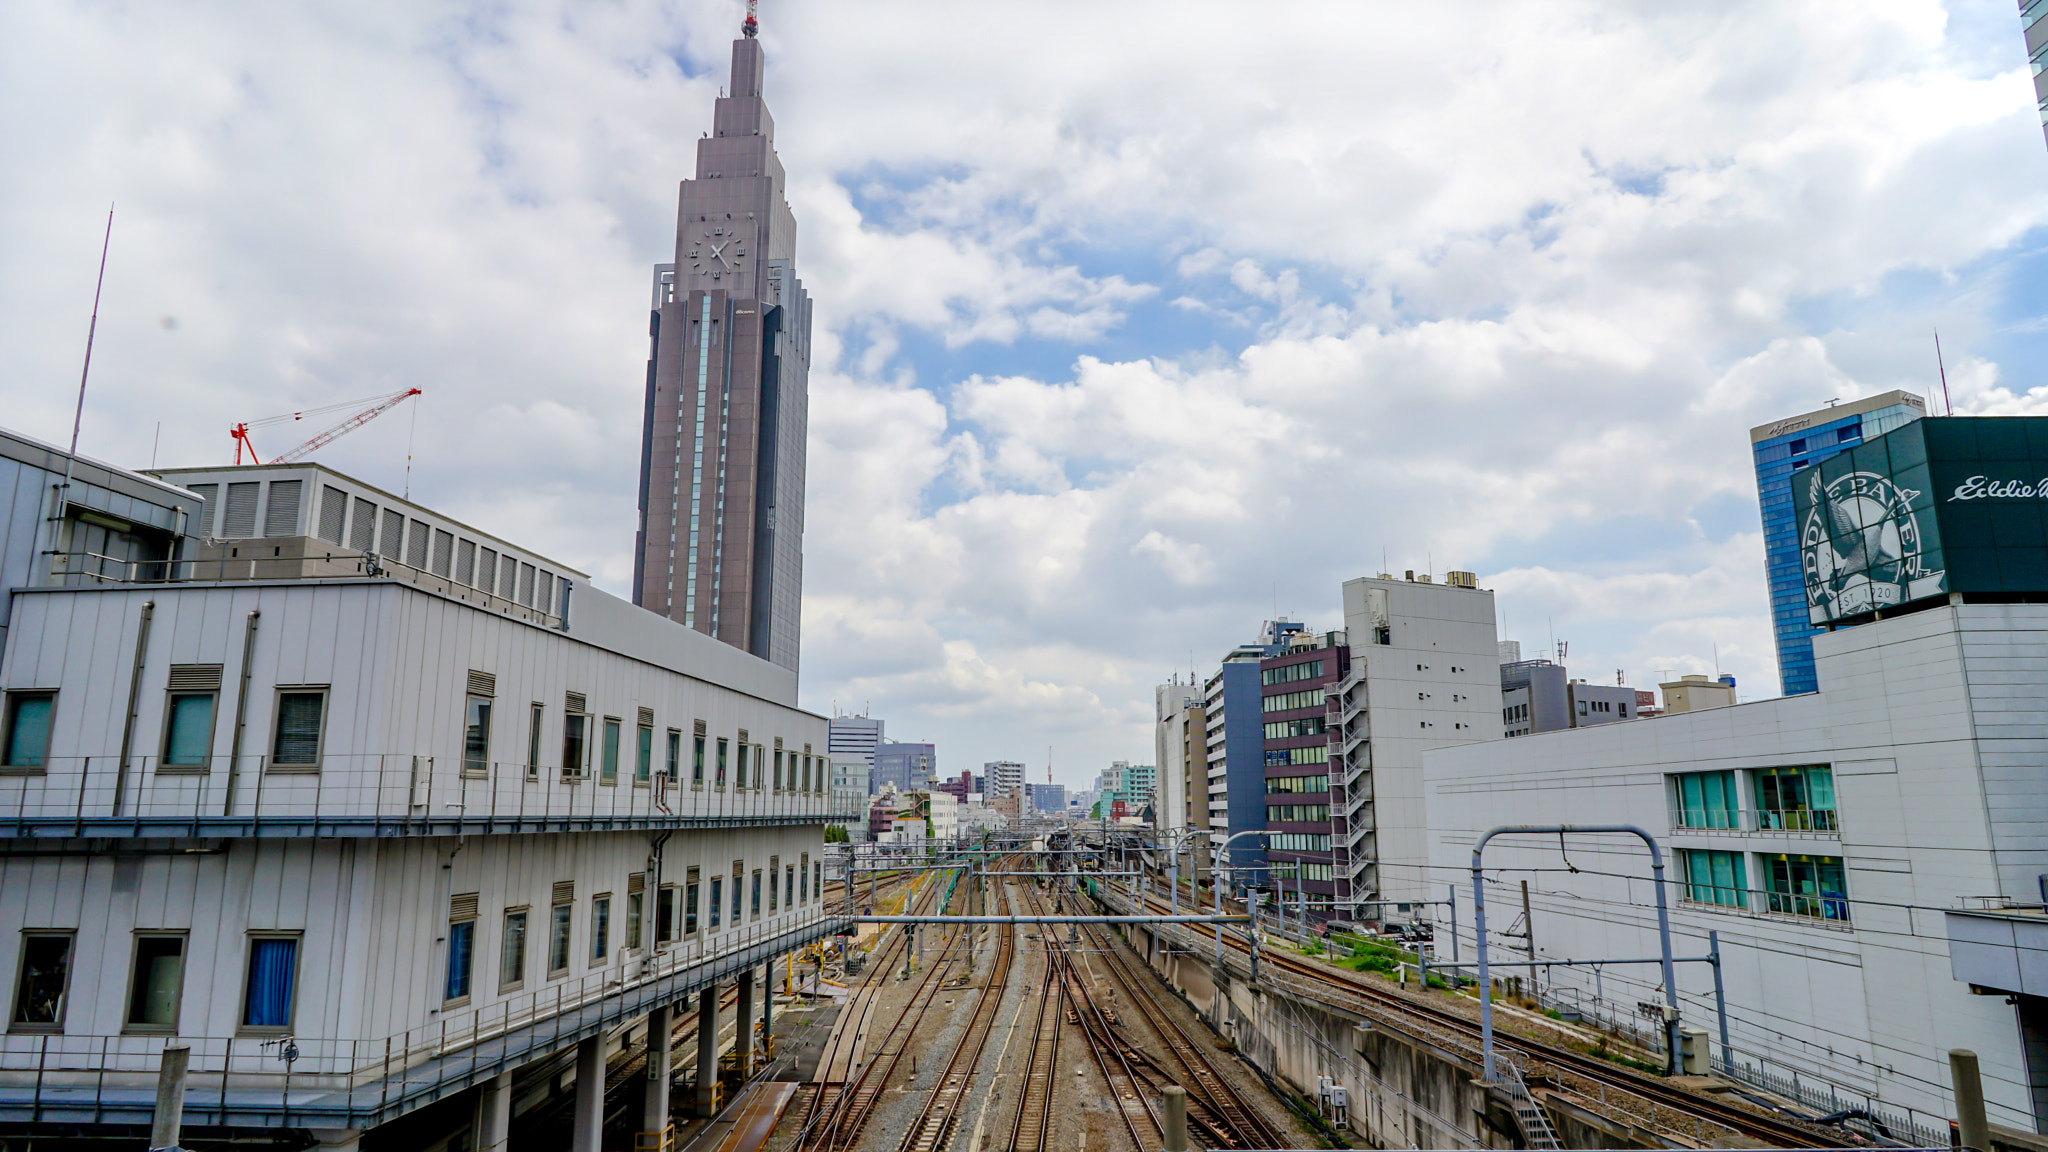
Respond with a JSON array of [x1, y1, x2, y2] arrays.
[[895, 881, 1020, 1152], [1120, 886, 1841, 1149], [1006, 936, 1064, 1152]]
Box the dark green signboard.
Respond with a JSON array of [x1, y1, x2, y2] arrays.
[[1793, 416, 2048, 623]]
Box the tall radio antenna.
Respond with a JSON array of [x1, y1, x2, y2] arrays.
[[42, 204, 115, 573], [743, 0, 758, 37], [1934, 327, 1953, 415]]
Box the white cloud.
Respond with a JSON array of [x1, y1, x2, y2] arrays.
[[3, 0, 2046, 784]]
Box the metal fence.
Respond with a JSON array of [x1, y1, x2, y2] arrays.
[[0, 755, 865, 838]]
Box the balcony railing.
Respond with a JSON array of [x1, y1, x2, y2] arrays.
[[0, 756, 866, 838], [0, 912, 845, 1129], [1678, 884, 1852, 925], [1669, 805, 1839, 835]]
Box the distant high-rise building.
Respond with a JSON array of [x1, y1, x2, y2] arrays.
[[873, 742, 935, 793], [633, 30, 814, 672], [1205, 620, 1310, 881], [1154, 681, 1203, 836], [1751, 391, 1926, 696], [828, 714, 884, 792], [984, 759, 1025, 799]]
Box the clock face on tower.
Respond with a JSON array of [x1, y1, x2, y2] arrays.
[[684, 222, 751, 284]]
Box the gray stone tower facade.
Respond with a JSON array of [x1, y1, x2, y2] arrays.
[[634, 29, 812, 673]]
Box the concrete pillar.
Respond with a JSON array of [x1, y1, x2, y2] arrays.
[[1952, 1049, 1990, 1152], [737, 967, 757, 1074], [760, 958, 774, 1058], [474, 1070, 513, 1152], [148, 1045, 189, 1152], [571, 1036, 603, 1152], [1162, 1085, 1189, 1152], [694, 985, 720, 1117], [643, 1005, 673, 1136]]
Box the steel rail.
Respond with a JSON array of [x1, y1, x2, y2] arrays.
[[895, 881, 1020, 1152]]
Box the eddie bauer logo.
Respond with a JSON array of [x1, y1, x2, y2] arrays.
[[1801, 470, 1945, 624], [1950, 476, 2048, 501]]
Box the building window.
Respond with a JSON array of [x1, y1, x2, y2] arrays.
[[800, 853, 809, 903], [665, 729, 681, 783], [814, 861, 822, 902], [549, 902, 573, 975], [634, 722, 652, 784], [241, 935, 298, 1031], [1266, 775, 1329, 794], [1264, 745, 1329, 767], [527, 703, 543, 781], [600, 718, 621, 784], [694, 734, 706, 788], [1763, 854, 1849, 921], [10, 932, 72, 1030], [500, 910, 528, 989], [1754, 766, 1837, 832], [1263, 717, 1326, 740], [2, 692, 56, 771], [626, 884, 643, 951], [708, 877, 723, 930], [161, 691, 216, 771], [1680, 849, 1747, 909], [785, 865, 794, 909], [1267, 833, 1330, 852], [686, 868, 701, 935], [463, 695, 492, 778], [657, 887, 675, 944], [769, 856, 779, 911], [1672, 771, 1739, 830], [751, 869, 763, 919], [732, 862, 744, 923], [1266, 805, 1329, 822], [736, 743, 750, 789], [1262, 688, 1325, 713], [269, 689, 327, 770], [1260, 661, 1324, 686], [590, 895, 610, 964], [716, 738, 728, 788], [127, 934, 186, 1030], [445, 919, 475, 1003], [562, 713, 588, 779]]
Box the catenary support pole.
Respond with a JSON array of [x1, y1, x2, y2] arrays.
[[147, 1044, 189, 1152], [761, 958, 774, 1058], [1709, 930, 1730, 1067], [571, 1036, 603, 1152], [1952, 1049, 1990, 1152], [1449, 883, 1460, 966]]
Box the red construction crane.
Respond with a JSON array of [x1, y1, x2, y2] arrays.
[[230, 389, 422, 465]]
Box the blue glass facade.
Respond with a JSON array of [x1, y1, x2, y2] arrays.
[[1755, 401, 1923, 695]]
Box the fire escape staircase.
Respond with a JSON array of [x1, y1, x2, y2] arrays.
[[1497, 1060, 1562, 1150], [1327, 667, 1373, 914]]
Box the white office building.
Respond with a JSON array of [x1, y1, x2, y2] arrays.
[[0, 450, 846, 1149], [1424, 603, 2048, 1137], [983, 759, 1024, 799]]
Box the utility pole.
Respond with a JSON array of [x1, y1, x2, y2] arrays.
[[1521, 880, 1535, 959]]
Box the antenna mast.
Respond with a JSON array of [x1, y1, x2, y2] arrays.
[[1935, 327, 1953, 415], [743, 0, 758, 37]]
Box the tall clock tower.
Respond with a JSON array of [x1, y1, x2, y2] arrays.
[[634, 19, 812, 674]]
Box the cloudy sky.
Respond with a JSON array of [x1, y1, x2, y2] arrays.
[[5, 0, 2047, 789]]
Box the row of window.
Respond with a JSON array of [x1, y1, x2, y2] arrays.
[[1260, 661, 1325, 687], [1263, 717, 1326, 740], [1267, 833, 1330, 851], [3, 684, 327, 772], [1268, 861, 1335, 882], [1504, 702, 1528, 724], [1680, 849, 1850, 922], [9, 929, 295, 1036], [470, 689, 822, 795], [1265, 774, 1328, 794], [1577, 698, 1627, 717], [1261, 688, 1325, 714], [446, 856, 824, 1004], [1264, 745, 1329, 768], [1672, 766, 1837, 832], [1266, 804, 1329, 822]]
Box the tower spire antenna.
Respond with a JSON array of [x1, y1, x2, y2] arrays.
[[743, 0, 758, 37]]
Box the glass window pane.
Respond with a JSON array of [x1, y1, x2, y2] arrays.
[[667, 732, 681, 781], [445, 921, 474, 1001], [272, 693, 325, 766], [501, 912, 527, 986], [601, 720, 620, 782], [164, 694, 216, 767], [636, 727, 652, 782], [13, 935, 70, 1024], [128, 936, 185, 1026], [591, 897, 609, 961], [626, 893, 642, 950], [686, 883, 700, 935], [464, 697, 491, 774], [549, 904, 572, 972], [243, 938, 297, 1028], [563, 715, 586, 774], [709, 879, 722, 929], [4, 696, 53, 768]]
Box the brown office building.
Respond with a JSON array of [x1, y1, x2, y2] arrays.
[[634, 25, 813, 673]]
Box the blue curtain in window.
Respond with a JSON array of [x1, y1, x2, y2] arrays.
[[244, 938, 297, 1027]]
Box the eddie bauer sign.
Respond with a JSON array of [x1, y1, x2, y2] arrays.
[[1793, 416, 2048, 624]]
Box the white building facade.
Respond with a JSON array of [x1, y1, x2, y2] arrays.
[[1423, 603, 2048, 1136], [0, 459, 848, 1148]]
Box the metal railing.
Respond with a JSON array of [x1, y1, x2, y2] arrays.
[[40, 547, 564, 628], [1712, 1049, 1949, 1149], [1670, 804, 1840, 835], [1675, 883, 1852, 926], [0, 913, 844, 1129], [0, 755, 865, 838]]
